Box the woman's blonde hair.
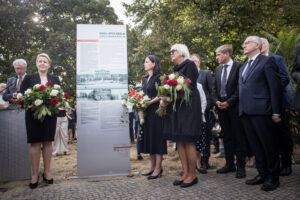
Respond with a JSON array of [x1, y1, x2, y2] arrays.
[[36, 53, 51, 63]]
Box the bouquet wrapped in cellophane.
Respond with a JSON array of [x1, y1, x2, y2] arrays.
[[122, 90, 150, 125], [155, 72, 191, 116], [8, 81, 70, 122]]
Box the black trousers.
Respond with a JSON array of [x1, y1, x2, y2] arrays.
[[273, 108, 293, 168], [129, 112, 135, 142], [241, 115, 280, 179], [218, 105, 247, 168]]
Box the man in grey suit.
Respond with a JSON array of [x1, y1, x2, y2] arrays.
[[3, 59, 27, 101], [190, 54, 214, 171], [239, 36, 281, 191]]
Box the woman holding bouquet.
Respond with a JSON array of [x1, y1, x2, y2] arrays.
[[161, 44, 202, 187], [140, 55, 167, 179], [20, 53, 60, 189]]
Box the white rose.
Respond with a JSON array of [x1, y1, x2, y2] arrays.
[[169, 73, 175, 80], [164, 84, 170, 90], [25, 89, 32, 95], [33, 84, 41, 89], [144, 95, 150, 101], [126, 101, 134, 109], [58, 76, 63, 82], [50, 89, 59, 96], [34, 99, 43, 106], [17, 93, 23, 99], [176, 84, 183, 91], [177, 77, 184, 84], [53, 84, 61, 89]]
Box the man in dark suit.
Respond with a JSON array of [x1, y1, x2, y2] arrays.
[[239, 36, 281, 191], [190, 54, 214, 172], [3, 59, 27, 101], [291, 43, 300, 109], [261, 38, 294, 176], [211, 45, 247, 178]]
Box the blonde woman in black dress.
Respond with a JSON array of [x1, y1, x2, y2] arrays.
[[20, 53, 60, 189]]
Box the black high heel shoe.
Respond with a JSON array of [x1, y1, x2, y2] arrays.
[[43, 173, 54, 184], [147, 169, 163, 180], [29, 176, 39, 189], [142, 170, 154, 176]]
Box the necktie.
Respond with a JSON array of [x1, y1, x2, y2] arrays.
[[17, 76, 22, 92], [242, 60, 253, 81], [220, 64, 229, 98]]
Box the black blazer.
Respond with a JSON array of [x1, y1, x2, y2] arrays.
[[20, 73, 60, 94], [212, 61, 242, 108], [197, 70, 213, 109], [238, 54, 281, 116]]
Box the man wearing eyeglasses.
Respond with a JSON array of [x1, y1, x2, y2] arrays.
[[3, 59, 27, 101], [239, 36, 281, 191]]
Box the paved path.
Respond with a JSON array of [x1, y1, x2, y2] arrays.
[[1, 166, 300, 200]]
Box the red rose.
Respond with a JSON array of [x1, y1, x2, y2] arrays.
[[39, 85, 46, 91], [8, 98, 13, 104], [129, 90, 135, 97], [180, 88, 185, 92], [51, 98, 58, 105], [170, 79, 178, 86], [184, 78, 191, 85], [18, 99, 24, 105], [64, 92, 70, 99], [46, 81, 53, 86], [165, 75, 169, 80], [163, 80, 169, 85]]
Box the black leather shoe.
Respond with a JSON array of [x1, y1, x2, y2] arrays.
[[245, 175, 266, 185], [142, 170, 154, 176], [197, 167, 207, 174], [216, 165, 236, 174], [280, 167, 292, 176], [173, 179, 183, 186], [29, 177, 39, 189], [236, 168, 246, 179], [147, 169, 163, 180], [43, 173, 54, 184], [261, 178, 280, 191], [137, 155, 143, 160], [180, 177, 198, 188]]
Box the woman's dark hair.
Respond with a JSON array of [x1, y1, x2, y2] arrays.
[[147, 55, 162, 75]]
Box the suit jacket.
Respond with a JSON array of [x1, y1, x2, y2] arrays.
[[269, 54, 293, 107], [3, 76, 18, 101], [212, 61, 242, 108], [238, 54, 281, 116], [197, 70, 213, 109], [291, 43, 300, 108], [20, 73, 60, 94]]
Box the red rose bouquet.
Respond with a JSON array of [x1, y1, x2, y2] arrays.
[[122, 90, 150, 124], [155, 72, 191, 116], [9, 81, 70, 122]]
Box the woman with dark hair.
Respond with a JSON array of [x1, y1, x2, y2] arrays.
[[140, 55, 167, 179], [161, 44, 202, 188]]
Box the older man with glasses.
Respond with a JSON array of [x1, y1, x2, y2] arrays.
[[239, 36, 281, 191], [3, 58, 27, 101]]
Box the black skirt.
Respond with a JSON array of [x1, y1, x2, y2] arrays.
[[25, 110, 57, 143]]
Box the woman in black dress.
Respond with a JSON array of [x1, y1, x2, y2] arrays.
[[161, 44, 202, 187], [140, 55, 167, 179], [20, 53, 60, 189]]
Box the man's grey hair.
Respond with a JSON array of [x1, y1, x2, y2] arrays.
[[190, 54, 201, 62], [171, 44, 190, 60], [13, 59, 27, 68], [215, 45, 233, 57], [248, 36, 263, 50]]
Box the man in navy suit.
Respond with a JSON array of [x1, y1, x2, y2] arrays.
[[261, 38, 294, 176], [239, 36, 281, 191], [212, 45, 247, 178], [3, 59, 27, 101]]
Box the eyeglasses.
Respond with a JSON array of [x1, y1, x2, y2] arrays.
[[242, 41, 257, 47], [170, 49, 176, 55]]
